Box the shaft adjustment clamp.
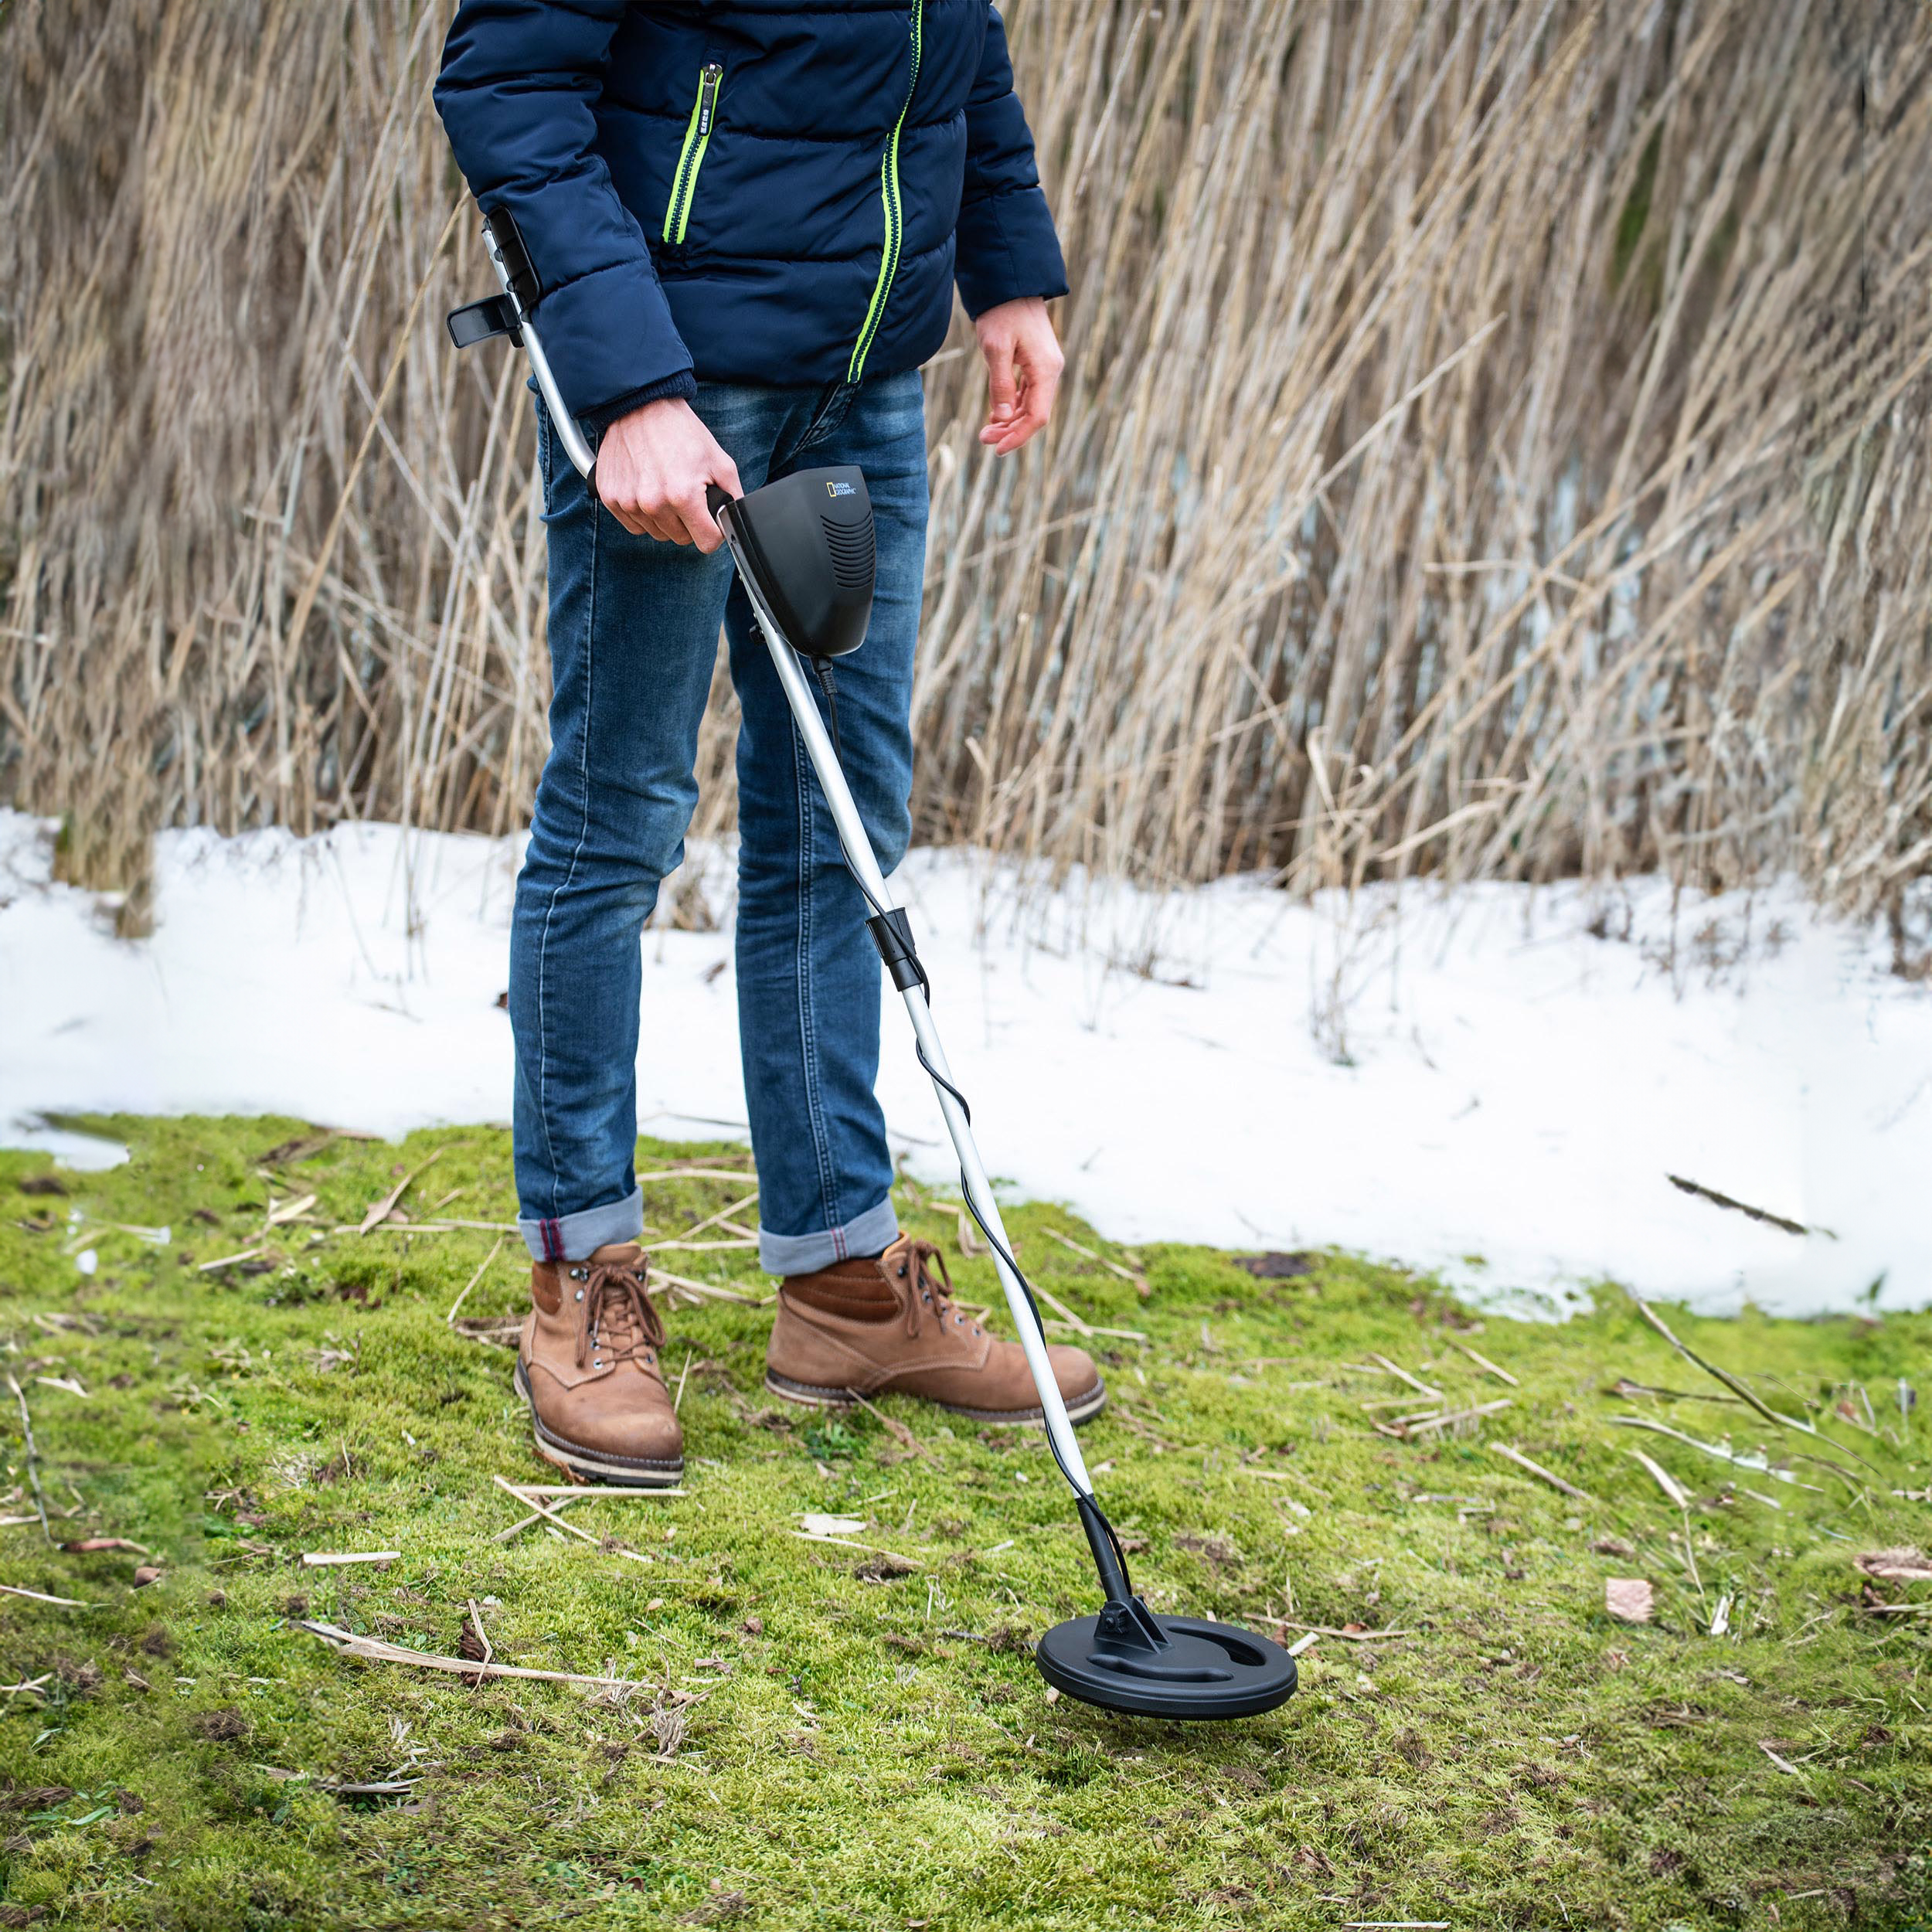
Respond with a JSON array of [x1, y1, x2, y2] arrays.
[[865, 907, 923, 992]]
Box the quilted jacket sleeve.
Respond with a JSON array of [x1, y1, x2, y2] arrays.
[[435, 0, 696, 423], [953, 5, 1070, 318]]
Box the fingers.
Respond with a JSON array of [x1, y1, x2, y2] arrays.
[[984, 339, 1062, 454], [696, 447, 744, 553], [980, 330, 1018, 444], [675, 488, 719, 553], [976, 306, 1063, 454]]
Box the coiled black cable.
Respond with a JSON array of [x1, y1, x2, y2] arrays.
[[794, 650, 1138, 1593]]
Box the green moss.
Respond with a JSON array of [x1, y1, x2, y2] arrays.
[[0, 1116, 1925, 1929]]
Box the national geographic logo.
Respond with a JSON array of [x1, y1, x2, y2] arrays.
[[825, 480, 855, 498]]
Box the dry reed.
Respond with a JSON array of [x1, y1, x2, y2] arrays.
[[2, 1, 1927, 946]]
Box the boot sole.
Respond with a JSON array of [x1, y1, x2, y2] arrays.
[[764, 1367, 1107, 1429], [513, 1360, 685, 1488]]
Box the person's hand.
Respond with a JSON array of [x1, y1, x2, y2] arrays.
[[975, 298, 1063, 454], [594, 397, 742, 550]]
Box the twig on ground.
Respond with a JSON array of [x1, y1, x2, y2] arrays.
[[1458, 1345, 1519, 1386], [197, 1247, 264, 1272], [463, 1598, 493, 1686], [1285, 1631, 1321, 1657], [1029, 1284, 1094, 1335], [1667, 1174, 1813, 1237], [0, 1582, 93, 1607], [6, 1376, 51, 1543], [491, 1493, 593, 1543], [1402, 1398, 1512, 1437], [1628, 1449, 1692, 1509], [849, 1392, 937, 1461], [296, 1619, 648, 1688], [359, 1148, 444, 1234], [1489, 1442, 1595, 1502], [264, 1192, 318, 1230], [646, 1189, 760, 1250], [301, 1551, 401, 1568], [447, 1234, 505, 1325], [789, 1530, 925, 1568], [1608, 1376, 1743, 1406], [1628, 1294, 1815, 1437], [1043, 1317, 1147, 1342], [645, 1268, 762, 1306], [1607, 1414, 1821, 1488], [1042, 1226, 1139, 1284], [489, 1475, 656, 1566], [1369, 1354, 1445, 1401], [673, 1350, 693, 1413]]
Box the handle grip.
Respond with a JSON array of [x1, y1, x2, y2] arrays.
[[706, 484, 737, 534]]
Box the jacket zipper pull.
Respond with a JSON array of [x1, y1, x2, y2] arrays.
[[665, 63, 726, 247]]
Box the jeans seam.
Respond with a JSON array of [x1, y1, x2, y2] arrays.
[[793, 380, 855, 456], [533, 457, 597, 1221], [791, 711, 844, 1243]]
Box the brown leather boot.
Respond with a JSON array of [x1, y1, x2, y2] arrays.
[[765, 1234, 1106, 1425], [514, 1243, 683, 1485]]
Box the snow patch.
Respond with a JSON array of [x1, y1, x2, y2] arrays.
[[1, 809, 1924, 1317]]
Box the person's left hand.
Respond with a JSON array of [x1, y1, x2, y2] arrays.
[[974, 298, 1063, 454]]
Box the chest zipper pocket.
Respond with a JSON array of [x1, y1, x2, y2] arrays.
[[663, 62, 724, 247]]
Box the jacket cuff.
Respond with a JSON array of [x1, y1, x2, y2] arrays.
[[954, 185, 1070, 317], [526, 256, 695, 422], [580, 371, 699, 435]]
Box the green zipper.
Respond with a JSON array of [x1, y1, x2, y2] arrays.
[[847, 2, 923, 383], [663, 62, 723, 247]]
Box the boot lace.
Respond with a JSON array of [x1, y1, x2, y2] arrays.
[[575, 1255, 666, 1372], [892, 1240, 980, 1338]]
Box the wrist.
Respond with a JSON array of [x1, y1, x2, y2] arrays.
[[580, 369, 699, 437]]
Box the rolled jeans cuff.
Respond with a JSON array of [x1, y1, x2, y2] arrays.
[[758, 1196, 899, 1277], [519, 1186, 645, 1263]]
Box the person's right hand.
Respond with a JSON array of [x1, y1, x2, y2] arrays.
[[594, 397, 741, 552]]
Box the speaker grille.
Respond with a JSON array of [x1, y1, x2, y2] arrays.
[[822, 513, 875, 592]]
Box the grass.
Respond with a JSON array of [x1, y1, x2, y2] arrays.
[[0, 1115, 1925, 1929]]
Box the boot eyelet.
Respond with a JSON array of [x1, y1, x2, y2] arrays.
[[574, 1288, 584, 1301]]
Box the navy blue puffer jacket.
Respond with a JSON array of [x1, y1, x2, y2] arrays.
[[435, 1, 1068, 423]]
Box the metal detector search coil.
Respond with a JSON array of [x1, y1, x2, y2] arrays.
[[449, 216, 1297, 1723]]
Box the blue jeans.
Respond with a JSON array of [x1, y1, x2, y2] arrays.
[[512, 372, 927, 1271]]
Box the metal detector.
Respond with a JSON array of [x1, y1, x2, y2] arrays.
[[449, 212, 1298, 1721]]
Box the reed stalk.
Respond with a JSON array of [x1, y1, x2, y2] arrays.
[[2, 1, 1927, 946]]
